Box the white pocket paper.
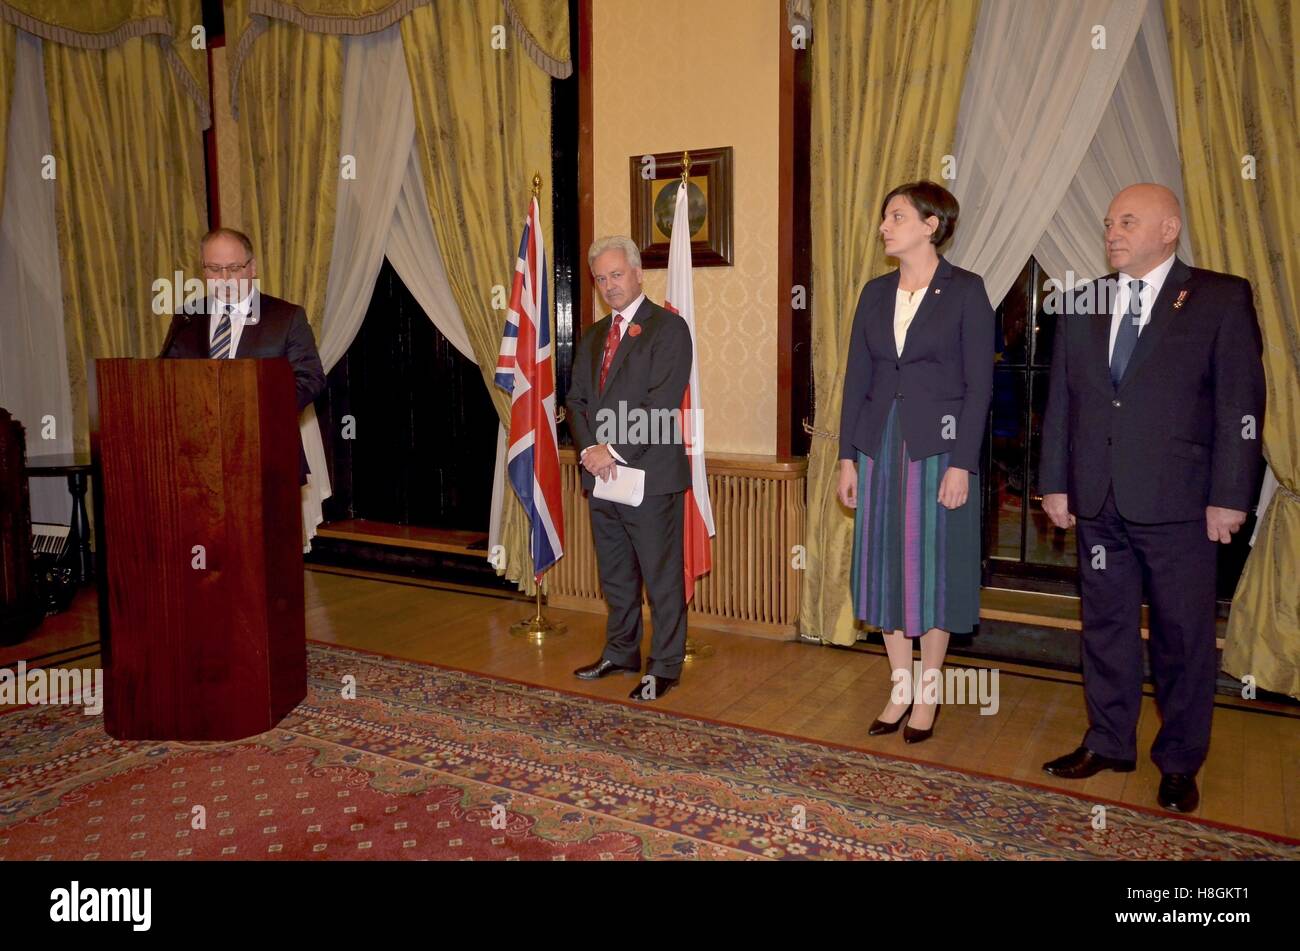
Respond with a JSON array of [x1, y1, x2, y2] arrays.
[[592, 465, 645, 507]]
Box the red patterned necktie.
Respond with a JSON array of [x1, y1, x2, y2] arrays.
[[598, 314, 624, 392]]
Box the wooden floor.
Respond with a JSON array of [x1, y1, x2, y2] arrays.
[[5, 567, 1298, 841]]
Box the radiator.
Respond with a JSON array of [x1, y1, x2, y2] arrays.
[[547, 449, 807, 639]]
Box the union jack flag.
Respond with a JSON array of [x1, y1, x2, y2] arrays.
[[494, 195, 564, 580]]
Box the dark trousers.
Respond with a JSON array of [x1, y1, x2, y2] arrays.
[[1074, 487, 1218, 774], [589, 490, 687, 679]]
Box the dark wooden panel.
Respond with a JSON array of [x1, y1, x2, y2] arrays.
[[552, 3, 580, 421], [0, 409, 41, 642], [790, 16, 812, 457], [577, 0, 594, 333]]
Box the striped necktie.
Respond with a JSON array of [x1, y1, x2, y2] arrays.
[[209, 303, 234, 359]]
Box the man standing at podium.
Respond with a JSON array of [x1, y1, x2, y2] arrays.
[[160, 228, 325, 485]]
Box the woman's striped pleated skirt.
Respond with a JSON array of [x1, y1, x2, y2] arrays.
[[850, 398, 981, 638]]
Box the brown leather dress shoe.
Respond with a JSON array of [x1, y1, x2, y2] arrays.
[[1157, 773, 1199, 813], [1042, 745, 1136, 778]]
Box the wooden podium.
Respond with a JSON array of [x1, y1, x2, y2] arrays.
[[92, 358, 306, 741]]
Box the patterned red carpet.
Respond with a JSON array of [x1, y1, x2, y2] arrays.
[[1, 643, 1295, 860]]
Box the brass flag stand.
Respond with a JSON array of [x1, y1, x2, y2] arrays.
[[684, 635, 714, 661], [510, 582, 566, 641]]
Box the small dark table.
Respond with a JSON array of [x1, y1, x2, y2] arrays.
[[24, 452, 95, 584]]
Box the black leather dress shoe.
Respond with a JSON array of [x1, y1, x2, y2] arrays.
[[573, 658, 641, 680], [1157, 772, 1199, 813], [903, 703, 940, 744], [629, 673, 677, 701], [868, 702, 914, 736], [1042, 745, 1137, 779]]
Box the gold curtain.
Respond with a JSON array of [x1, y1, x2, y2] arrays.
[[227, 0, 569, 116], [0, 19, 13, 224], [800, 0, 980, 645], [1, 0, 210, 128], [222, 0, 566, 592], [42, 0, 208, 454], [1166, 0, 1300, 699], [2, 0, 173, 33], [226, 0, 425, 112], [504, 0, 571, 78], [230, 0, 342, 338], [401, 1, 554, 595]]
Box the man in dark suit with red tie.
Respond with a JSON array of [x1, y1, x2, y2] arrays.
[[159, 228, 326, 486], [1038, 184, 1266, 812], [566, 235, 693, 702]]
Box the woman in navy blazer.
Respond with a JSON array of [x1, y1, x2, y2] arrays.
[[836, 181, 994, 743]]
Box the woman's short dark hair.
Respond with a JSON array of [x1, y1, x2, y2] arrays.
[[879, 181, 959, 247]]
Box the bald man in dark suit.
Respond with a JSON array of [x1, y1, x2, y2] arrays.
[[1038, 184, 1266, 813]]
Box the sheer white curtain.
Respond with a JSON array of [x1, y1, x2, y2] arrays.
[[1034, 0, 1193, 285], [383, 140, 512, 555], [387, 147, 473, 361], [945, 0, 1281, 541], [299, 21, 415, 548], [946, 0, 1146, 304], [304, 22, 506, 556], [0, 31, 74, 523]]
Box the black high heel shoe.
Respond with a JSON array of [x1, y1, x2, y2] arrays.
[[868, 702, 914, 736], [903, 702, 941, 744]]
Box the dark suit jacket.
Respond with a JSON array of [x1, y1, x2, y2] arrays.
[[159, 291, 327, 484], [838, 255, 995, 472], [1039, 258, 1266, 523], [566, 296, 693, 496]]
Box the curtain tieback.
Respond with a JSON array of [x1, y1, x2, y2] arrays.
[[802, 418, 837, 440]]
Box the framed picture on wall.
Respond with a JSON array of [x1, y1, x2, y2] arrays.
[[629, 146, 733, 268]]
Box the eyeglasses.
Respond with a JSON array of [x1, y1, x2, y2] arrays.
[[202, 259, 252, 276]]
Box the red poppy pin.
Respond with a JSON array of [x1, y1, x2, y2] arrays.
[[1172, 290, 1189, 310], [627, 323, 642, 337]]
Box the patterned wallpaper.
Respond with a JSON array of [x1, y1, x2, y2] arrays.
[[592, 0, 780, 457]]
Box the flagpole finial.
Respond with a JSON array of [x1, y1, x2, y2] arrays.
[[680, 151, 691, 184], [532, 171, 542, 197]]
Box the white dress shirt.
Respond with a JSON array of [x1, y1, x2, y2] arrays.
[[1108, 252, 1176, 362], [208, 288, 257, 358]]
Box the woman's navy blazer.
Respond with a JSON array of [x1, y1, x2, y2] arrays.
[[837, 255, 995, 473]]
